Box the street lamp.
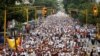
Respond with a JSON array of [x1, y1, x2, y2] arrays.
[[93, 4, 98, 17], [4, 9, 6, 46], [93, 4, 100, 40]]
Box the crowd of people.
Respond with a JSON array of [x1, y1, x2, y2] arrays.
[[0, 12, 100, 56]]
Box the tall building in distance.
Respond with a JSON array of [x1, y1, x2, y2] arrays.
[[95, 0, 100, 3], [22, 0, 35, 5], [90, 0, 95, 2], [15, 0, 35, 5], [89, 0, 100, 3]]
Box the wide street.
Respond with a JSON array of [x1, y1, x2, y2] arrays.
[[0, 0, 100, 56]]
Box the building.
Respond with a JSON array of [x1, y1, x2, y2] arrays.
[[95, 0, 100, 3], [89, 0, 100, 3], [15, 0, 35, 5], [22, 0, 35, 4]]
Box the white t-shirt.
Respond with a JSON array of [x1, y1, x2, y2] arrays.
[[58, 44, 65, 48], [76, 25, 80, 30], [30, 51, 36, 56], [48, 40, 53, 45], [65, 53, 71, 56], [97, 47, 100, 52], [11, 52, 18, 56], [44, 51, 51, 56], [20, 52, 24, 56], [58, 52, 65, 56], [70, 40, 74, 47], [26, 44, 30, 48], [23, 52, 29, 56], [3, 49, 6, 55], [73, 42, 76, 47]]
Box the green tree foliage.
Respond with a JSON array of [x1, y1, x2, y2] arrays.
[[63, 0, 100, 24], [0, 0, 58, 22], [0, 0, 58, 31], [0, 0, 17, 31], [34, 0, 57, 9]]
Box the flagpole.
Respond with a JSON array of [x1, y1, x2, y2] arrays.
[[14, 30, 17, 51]]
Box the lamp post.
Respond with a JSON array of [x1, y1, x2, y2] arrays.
[[93, 4, 98, 17], [85, 9, 88, 28], [23, 0, 29, 23], [93, 4, 99, 39], [4, 9, 7, 46]]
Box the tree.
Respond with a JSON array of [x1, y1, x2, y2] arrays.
[[34, 0, 58, 9], [0, 0, 17, 31], [63, 0, 99, 24]]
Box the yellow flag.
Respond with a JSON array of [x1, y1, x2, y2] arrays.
[[7, 38, 16, 49], [7, 37, 21, 49], [16, 37, 21, 46]]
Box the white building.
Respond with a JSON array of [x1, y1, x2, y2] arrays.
[[22, 0, 35, 4], [15, 0, 35, 5], [89, 0, 100, 3], [95, 0, 100, 3]]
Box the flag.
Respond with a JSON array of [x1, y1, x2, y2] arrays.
[[7, 38, 15, 49], [16, 37, 21, 46], [7, 37, 21, 50]]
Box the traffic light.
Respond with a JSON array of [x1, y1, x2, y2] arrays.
[[93, 4, 98, 16], [42, 7, 47, 17]]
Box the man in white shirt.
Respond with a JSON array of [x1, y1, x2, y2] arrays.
[[3, 48, 6, 56], [65, 52, 71, 56], [58, 51, 65, 56], [30, 51, 36, 56], [11, 51, 18, 56], [23, 51, 29, 56], [43, 51, 51, 56], [48, 40, 53, 45], [70, 39, 74, 48]]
